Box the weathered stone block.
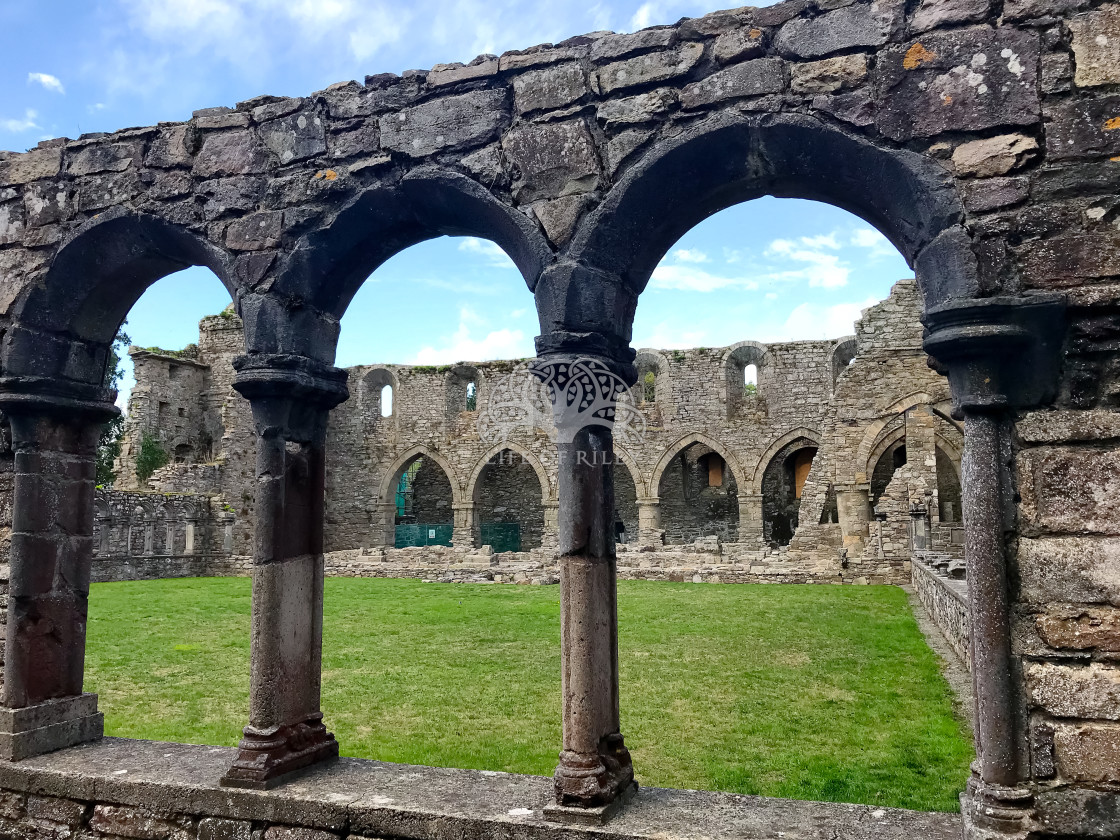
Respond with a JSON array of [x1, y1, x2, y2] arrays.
[[192, 132, 270, 178], [0, 147, 62, 186], [1019, 446, 1120, 534], [148, 171, 194, 201], [590, 28, 674, 62], [193, 111, 250, 130], [250, 98, 304, 123], [200, 175, 267, 219], [811, 90, 875, 126], [198, 817, 252, 840], [328, 122, 379, 160], [498, 45, 586, 73], [1055, 723, 1120, 783], [604, 129, 652, 174], [0, 200, 25, 246], [713, 27, 766, 64], [226, 212, 284, 251], [875, 27, 1040, 140], [1018, 409, 1120, 444], [1037, 787, 1120, 838], [26, 795, 83, 826], [1026, 662, 1120, 720], [258, 110, 327, 165], [1069, 6, 1120, 88], [960, 176, 1028, 212], [951, 133, 1036, 177], [1045, 96, 1120, 162], [597, 89, 676, 126], [791, 54, 867, 94], [774, 3, 894, 59], [597, 42, 703, 94], [145, 126, 195, 168], [1018, 234, 1120, 288], [532, 193, 595, 247], [0, 791, 24, 820], [513, 63, 587, 114], [502, 119, 600, 202], [89, 805, 191, 840], [75, 171, 142, 212], [1039, 608, 1120, 652], [1018, 537, 1120, 607], [680, 58, 785, 108], [1004, 0, 1086, 20], [911, 0, 989, 33], [1041, 52, 1073, 94], [378, 90, 507, 157], [428, 57, 498, 87], [66, 141, 142, 176], [263, 828, 338, 840]]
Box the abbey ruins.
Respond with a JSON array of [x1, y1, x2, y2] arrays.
[[0, 0, 1116, 837]]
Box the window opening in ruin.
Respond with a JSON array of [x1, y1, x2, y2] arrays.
[[381, 385, 393, 418], [744, 364, 758, 396], [658, 442, 739, 544], [707, 454, 725, 487], [466, 381, 477, 412], [761, 442, 818, 547], [643, 371, 656, 403], [792, 450, 815, 499], [474, 449, 545, 552]]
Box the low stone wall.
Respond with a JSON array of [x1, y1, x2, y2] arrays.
[[0, 738, 962, 840], [90, 555, 250, 583], [911, 558, 971, 670]]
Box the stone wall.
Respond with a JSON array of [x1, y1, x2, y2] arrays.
[[912, 557, 971, 669]]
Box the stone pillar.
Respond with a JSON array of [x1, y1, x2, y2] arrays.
[[373, 501, 397, 548], [220, 355, 348, 790], [737, 493, 763, 548], [0, 386, 116, 760], [925, 293, 1065, 840], [835, 484, 870, 553], [541, 501, 560, 552], [532, 355, 636, 824], [452, 502, 476, 549], [185, 520, 196, 555]]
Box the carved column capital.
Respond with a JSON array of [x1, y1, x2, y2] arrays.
[[232, 354, 349, 441], [0, 376, 118, 425], [922, 294, 1065, 416]]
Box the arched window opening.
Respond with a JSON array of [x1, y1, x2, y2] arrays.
[[381, 384, 393, 417], [392, 455, 454, 547], [830, 337, 858, 383], [723, 344, 765, 417], [643, 371, 656, 403], [657, 442, 739, 544], [634, 352, 663, 406], [744, 364, 758, 396], [871, 440, 908, 507], [474, 449, 544, 552], [466, 380, 477, 411], [446, 365, 482, 418], [761, 441, 818, 547]]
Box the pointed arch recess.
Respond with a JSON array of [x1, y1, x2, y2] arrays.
[[376, 444, 464, 508]]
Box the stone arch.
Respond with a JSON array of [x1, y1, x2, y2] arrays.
[[376, 444, 464, 508], [722, 341, 769, 413], [4, 210, 239, 384], [633, 350, 668, 405], [852, 392, 940, 479], [446, 364, 483, 416], [466, 442, 552, 504], [649, 432, 745, 500], [274, 168, 555, 322], [360, 366, 399, 422], [750, 428, 823, 495], [612, 445, 645, 499], [828, 337, 858, 386]]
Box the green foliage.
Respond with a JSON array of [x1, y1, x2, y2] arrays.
[[642, 371, 656, 403], [670, 350, 686, 363], [744, 382, 758, 396], [85, 579, 971, 810], [135, 433, 169, 484], [140, 344, 198, 360], [466, 382, 477, 411], [96, 326, 131, 487]]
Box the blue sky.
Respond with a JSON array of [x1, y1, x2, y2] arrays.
[[0, 0, 912, 404]]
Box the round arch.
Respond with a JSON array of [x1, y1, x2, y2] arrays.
[[274, 168, 555, 320], [5, 210, 239, 383], [852, 392, 942, 478], [376, 444, 464, 508], [749, 427, 824, 495], [466, 442, 553, 504], [649, 432, 746, 499], [612, 445, 646, 500]]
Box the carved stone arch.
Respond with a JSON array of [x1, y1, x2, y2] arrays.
[[750, 427, 823, 495], [446, 364, 484, 416], [467, 442, 552, 504], [272, 168, 555, 324], [632, 350, 668, 405], [360, 366, 399, 423], [650, 432, 746, 499], [722, 341, 769, 413], [375, 444, 464, 507], [852, 392, 940, 477], [612, 445, 645, 499], [828, 336, 859, 386], [865, 422, 909, 482]]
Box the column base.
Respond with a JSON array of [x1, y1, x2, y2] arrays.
[[220, 713, 339, 790], [960, 771, 1034, 840], [550, 733, 636, 816], [0, 694, 104, 761], [544, 780, 637, 826]]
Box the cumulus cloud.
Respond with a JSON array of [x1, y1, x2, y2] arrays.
[[410, 307, 531, 363], [27, 73, 65, 94], [767, 234, 850, 288], [849, 227, 898, 259], [458, 237, 516, 268], [0, 109, 41, 133], [768, 298, 877, 341], [673, 247, 709, 263], [649, 264, 760, 293], [633, 321, 709, 350]]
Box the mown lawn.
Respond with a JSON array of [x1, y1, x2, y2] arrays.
[[84, 577, 972, 811]]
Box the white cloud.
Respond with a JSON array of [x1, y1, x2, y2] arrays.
[[0, 109, 41, 133], [768, 298, 876, 341], [412, 308, 529, 364], [649, 264, 760, 293], [633, 321, 709, 350], [27, 73, 65, 94], [849, 227, 897, 259], [673, 247, 709, 264], [767, 234, 850, 288], [458, 237, 516, 268], [630, 1, 659, 29]]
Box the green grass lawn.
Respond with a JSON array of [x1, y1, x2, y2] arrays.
[[84, 577, 972, 811]]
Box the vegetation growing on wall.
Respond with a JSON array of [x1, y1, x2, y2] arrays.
[[96, 326, 131, 487], [136, 433, 170, 484]]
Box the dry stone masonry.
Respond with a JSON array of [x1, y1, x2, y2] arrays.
[[0, 0, 1115, 835]]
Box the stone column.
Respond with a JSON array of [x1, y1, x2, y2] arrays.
[[541, 500, 560, 552], [925, 293, 1065, 840], [373, 501, 397, 548], [452, 502, 476, 549], [532, 355, 636, 823], [220, 355, 348, 790], [737, 493, 763, 549], [0, 385, 116, 760], [835, 484, 871, 553]]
